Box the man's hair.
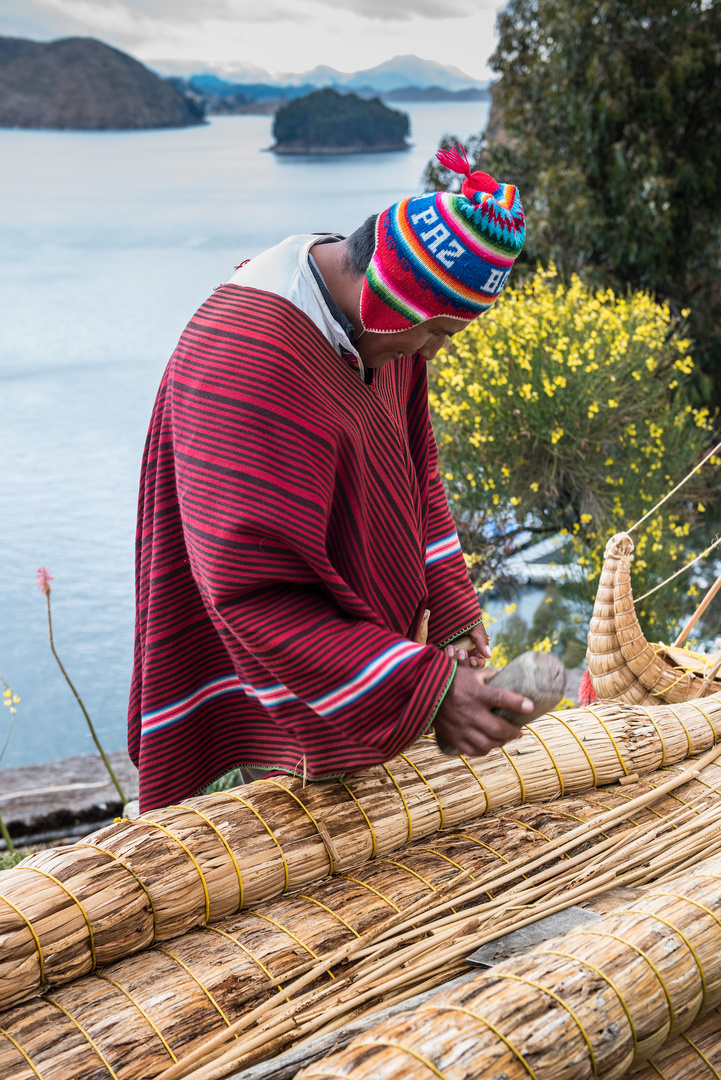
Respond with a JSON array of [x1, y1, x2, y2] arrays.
[[345, 214, 378, 275]]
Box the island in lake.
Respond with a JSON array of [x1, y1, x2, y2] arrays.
[[0, 36, 203, 130], [271, 88, 410, 154]]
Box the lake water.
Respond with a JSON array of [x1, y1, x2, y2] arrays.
[[0, 103, 491, 768]]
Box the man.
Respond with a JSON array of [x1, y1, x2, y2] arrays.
[[128, 149, 531, 811]]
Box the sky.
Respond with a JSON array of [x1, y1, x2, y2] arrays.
[[0, 0, 505, 81]]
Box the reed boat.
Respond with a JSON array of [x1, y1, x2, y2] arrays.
[[587, 531, 721, 705]]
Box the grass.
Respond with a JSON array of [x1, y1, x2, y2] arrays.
[[204, 767, 244, 794], [0, 851, 25, 871]]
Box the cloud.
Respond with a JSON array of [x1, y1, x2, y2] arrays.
[[23, 0, 305, 46], [313, 0, 477, 18], [0, 0, 502, 79], [12, 0, 496, 40]]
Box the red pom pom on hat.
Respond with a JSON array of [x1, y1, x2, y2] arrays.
[[435, 144, 498, 200]]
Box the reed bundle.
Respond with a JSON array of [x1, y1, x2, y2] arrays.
[[2, 747, 721, 1080], [295, 838, 721, 1080], [3, 694, 721, 1015], [587, 532, 721, 705], [628, 1007, 721, 1079]]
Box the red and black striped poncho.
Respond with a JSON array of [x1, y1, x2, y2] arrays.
[[128, 285, 482, 811]]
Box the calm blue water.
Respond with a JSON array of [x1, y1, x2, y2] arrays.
[[0, 104, 490, 767]]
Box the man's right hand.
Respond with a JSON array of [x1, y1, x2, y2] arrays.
[[434, 665, 534, 757]]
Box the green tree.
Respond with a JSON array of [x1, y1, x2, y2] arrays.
[[425, 0, 721, 389], [429, 266, 720, 642]]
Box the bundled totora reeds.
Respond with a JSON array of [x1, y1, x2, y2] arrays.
[[3, 695, 721, 1013], [3, 748, 721, 1080], [297, 844, 721, 1080], [628, 1006, 721, 1078]]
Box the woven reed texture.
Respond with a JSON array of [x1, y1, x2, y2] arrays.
[[298, 847, 721, 1080], [628, 1006, 721, 1079], [1, 761, 721, 1080], [2, 694, 721, 1014], [587, 532, 721, 705]]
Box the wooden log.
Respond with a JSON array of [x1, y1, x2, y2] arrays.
[[1, 694, 721, 1012], [1, 762, 721, 1080]]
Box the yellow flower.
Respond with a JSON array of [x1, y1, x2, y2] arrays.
[[608, 398, 619, 408], [530, 481, 539, 492], [580, 513, 593, 524], [550, 427, 563, 444]]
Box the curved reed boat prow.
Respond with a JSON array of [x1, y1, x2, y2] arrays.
[[587, 531, 721, 705]]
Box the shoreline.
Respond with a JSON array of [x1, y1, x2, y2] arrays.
[[0, 750, 138, 852], [270, 140, 410, 155]]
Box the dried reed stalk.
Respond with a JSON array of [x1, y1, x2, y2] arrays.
[[587, 532, 721, 705], [2, 749, 721, 1080], [2, 691, 721, 1014]]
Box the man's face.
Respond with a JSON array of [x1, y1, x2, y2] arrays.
[[356, 316, 473, 369]]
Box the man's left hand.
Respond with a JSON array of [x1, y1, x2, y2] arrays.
[[447, 622, 492, 668]]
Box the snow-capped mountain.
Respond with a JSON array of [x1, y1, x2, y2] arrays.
[[153, 54, 487, 93]]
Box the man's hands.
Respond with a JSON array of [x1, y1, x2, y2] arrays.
[[414, 615, 529, 756], [435, 665, 534, 758]]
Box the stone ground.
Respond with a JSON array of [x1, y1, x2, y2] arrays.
[[0, 751, 138, 850]]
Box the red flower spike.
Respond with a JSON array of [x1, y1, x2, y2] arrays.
[[36, 567, 53, 596], [578, 669, 597, 706]]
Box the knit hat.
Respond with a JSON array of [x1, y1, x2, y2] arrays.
[[359, 145, 525, 334]]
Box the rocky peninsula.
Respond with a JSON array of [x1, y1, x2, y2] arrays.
[[271, 88, 409, 154], [0, 36, 203, 130]]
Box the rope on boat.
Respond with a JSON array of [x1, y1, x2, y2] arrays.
[[634, 534, 721, 604]]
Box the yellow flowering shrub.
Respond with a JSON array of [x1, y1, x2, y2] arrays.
[[430, 266, 720, 641]]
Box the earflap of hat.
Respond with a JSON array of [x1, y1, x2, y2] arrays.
[[359, 276, 418, 334], [359, 205, 426, 334]]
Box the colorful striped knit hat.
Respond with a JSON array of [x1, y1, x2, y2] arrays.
[[359, 145, 525, 333]]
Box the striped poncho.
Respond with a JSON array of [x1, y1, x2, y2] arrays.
[[128, 285, 482, 811]]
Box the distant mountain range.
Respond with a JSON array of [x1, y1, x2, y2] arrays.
[[177, 56, 490, 116], [0, 39, 489, 131], [176, 73, 489, 117], [154, 54, 490, 95]]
